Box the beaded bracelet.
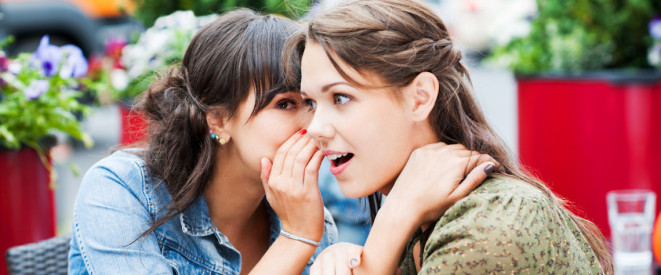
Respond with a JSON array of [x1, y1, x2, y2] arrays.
[[280, 230, 321, 247]]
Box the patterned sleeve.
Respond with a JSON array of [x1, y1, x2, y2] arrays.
[[418, 187, 601, 274]]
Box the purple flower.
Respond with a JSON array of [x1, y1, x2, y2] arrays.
[[59, 45, 88, 78], [651, 16, 661, 41], [23, 80, 49, 100], [31, 36, 62, 77]]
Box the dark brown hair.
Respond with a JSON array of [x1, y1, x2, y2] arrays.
[[131, 9, 300, 241], [286, 0, 613, 273]]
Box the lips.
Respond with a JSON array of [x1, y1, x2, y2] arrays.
[[324, 150, 354, 175]]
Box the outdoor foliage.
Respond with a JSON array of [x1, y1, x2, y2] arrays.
[[487, 0, 661, 74], [0, 36, 93, 152], [650, 17, 661, 69], [87, 11, 218, 103], [133, 0, 311, 27]]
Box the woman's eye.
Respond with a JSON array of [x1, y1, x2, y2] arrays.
[[333, 94, 351, 105], [276, 100, 297, 110], [303, 99, 317, 111]]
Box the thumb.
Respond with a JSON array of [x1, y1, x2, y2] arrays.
[[453, 162, 495, 198], [260, 157, 273, 190], [348, 246, 364, 269]]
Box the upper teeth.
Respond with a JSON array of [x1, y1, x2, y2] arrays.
[[327, 153, 348, 160]]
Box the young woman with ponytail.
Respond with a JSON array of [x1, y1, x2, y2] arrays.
[[289, 0, 613, 274], [68, 7, 495, 274]]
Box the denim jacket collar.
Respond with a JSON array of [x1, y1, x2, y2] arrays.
[[180, 197, 283, 246], [180, 197, 216, 237]]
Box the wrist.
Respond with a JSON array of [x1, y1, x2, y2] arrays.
[[377, 199, 422, 236], [280, 229, 321, 247], [281, 223, 324, 243], [275, 234, 319, 255]]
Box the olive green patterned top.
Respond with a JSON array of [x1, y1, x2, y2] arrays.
[[399, 177, 604, 274]]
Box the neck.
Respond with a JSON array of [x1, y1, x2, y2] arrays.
[[204, 148, 267, 237], [379, 121, 439, 196]]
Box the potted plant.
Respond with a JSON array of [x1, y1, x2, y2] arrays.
[[86, 11, 219, 145], [0, 35, 93, 267], [89, 1, 312, 145], [487, 0, 661, 238]]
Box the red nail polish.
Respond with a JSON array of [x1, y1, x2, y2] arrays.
[[299, 129, 307, 135]]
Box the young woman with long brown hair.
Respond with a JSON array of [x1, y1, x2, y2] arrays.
[[68, 7, 496, 274], [286, 0, 613, 274]]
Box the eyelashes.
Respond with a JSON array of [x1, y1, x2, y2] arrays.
[[275, 99, 297, 110], [301, 93, 352, 112], [333, 94, 351, 105], [303, 99, 317, 111]]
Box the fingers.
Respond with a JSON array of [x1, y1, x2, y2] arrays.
[[272, 130, 306, 176], [291, 139, 318, 185], [335, 263, 351, 275], [349, 257, 360, 268], [417, 141, 447, 150], [311, 243, 362, 275], [260, 157, 273, 192], [452, 161, 496, 199], [304, 150, 324, 191], [347, 245, 362, 269], [320, 257, 335, 275], [281, 134, 313, 179], [465, 153, 498, 173]]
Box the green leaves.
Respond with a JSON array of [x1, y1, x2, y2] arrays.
[[486, 0, 661, 74], [133, 0, 312, 27], [0, 49, 92, 151]]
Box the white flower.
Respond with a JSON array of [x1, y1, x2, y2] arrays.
[[119, 11, 218, 82], [110, 68, 129, 91], [649, 43, 661, 67], [8, 63, 22, 75], [154, 10, 196, 32]]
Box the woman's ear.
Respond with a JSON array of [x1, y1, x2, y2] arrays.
[[405, 72, 439, 122], [206, 108, 232, 144]]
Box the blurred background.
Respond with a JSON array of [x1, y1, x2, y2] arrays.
[[1, 0, 661, 274]]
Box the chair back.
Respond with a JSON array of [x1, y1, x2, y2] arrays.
[[5, 234, 71, 275]]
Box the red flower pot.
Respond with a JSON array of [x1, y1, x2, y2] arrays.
[[0, 147, 55, 275], [518, 72, 661, 238]]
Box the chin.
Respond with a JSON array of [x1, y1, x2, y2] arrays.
[[337, 178, 378, 199]]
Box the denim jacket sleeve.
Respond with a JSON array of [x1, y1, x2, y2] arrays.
[[68, 152, 173, 274]]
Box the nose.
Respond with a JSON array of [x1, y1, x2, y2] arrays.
[[306, 107, 334, 144]]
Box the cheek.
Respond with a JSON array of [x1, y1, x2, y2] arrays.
[[253, 113, 305, 159], [350, 102, 413, 190]]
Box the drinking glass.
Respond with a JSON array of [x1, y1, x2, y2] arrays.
[[607, 189, 656, 275]]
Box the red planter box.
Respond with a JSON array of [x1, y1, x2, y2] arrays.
[[518, 72, 661, 238], [0, 147, 55, 275]]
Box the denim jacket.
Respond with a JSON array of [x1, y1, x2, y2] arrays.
[[68, 150, 337, 274]]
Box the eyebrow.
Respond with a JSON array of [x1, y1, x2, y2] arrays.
[[301, 81, 352, 96]]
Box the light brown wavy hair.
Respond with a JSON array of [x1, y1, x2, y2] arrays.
[[285, 0, 612, 273]]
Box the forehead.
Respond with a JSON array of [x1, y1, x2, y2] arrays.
[[301, 43, 341, 90], [301, 42, 393, 96], [300, 43, 366, 92]]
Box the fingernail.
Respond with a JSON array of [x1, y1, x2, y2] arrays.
[[299, 129, 307, 135], [349, 258, 359, 267], [484, 163, 496, 175]]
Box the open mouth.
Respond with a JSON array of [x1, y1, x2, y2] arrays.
[[327, 153, 354, 175], [328, 153, 354, 167]]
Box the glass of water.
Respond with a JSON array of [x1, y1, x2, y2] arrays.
[[607, 189, 656, 275]]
